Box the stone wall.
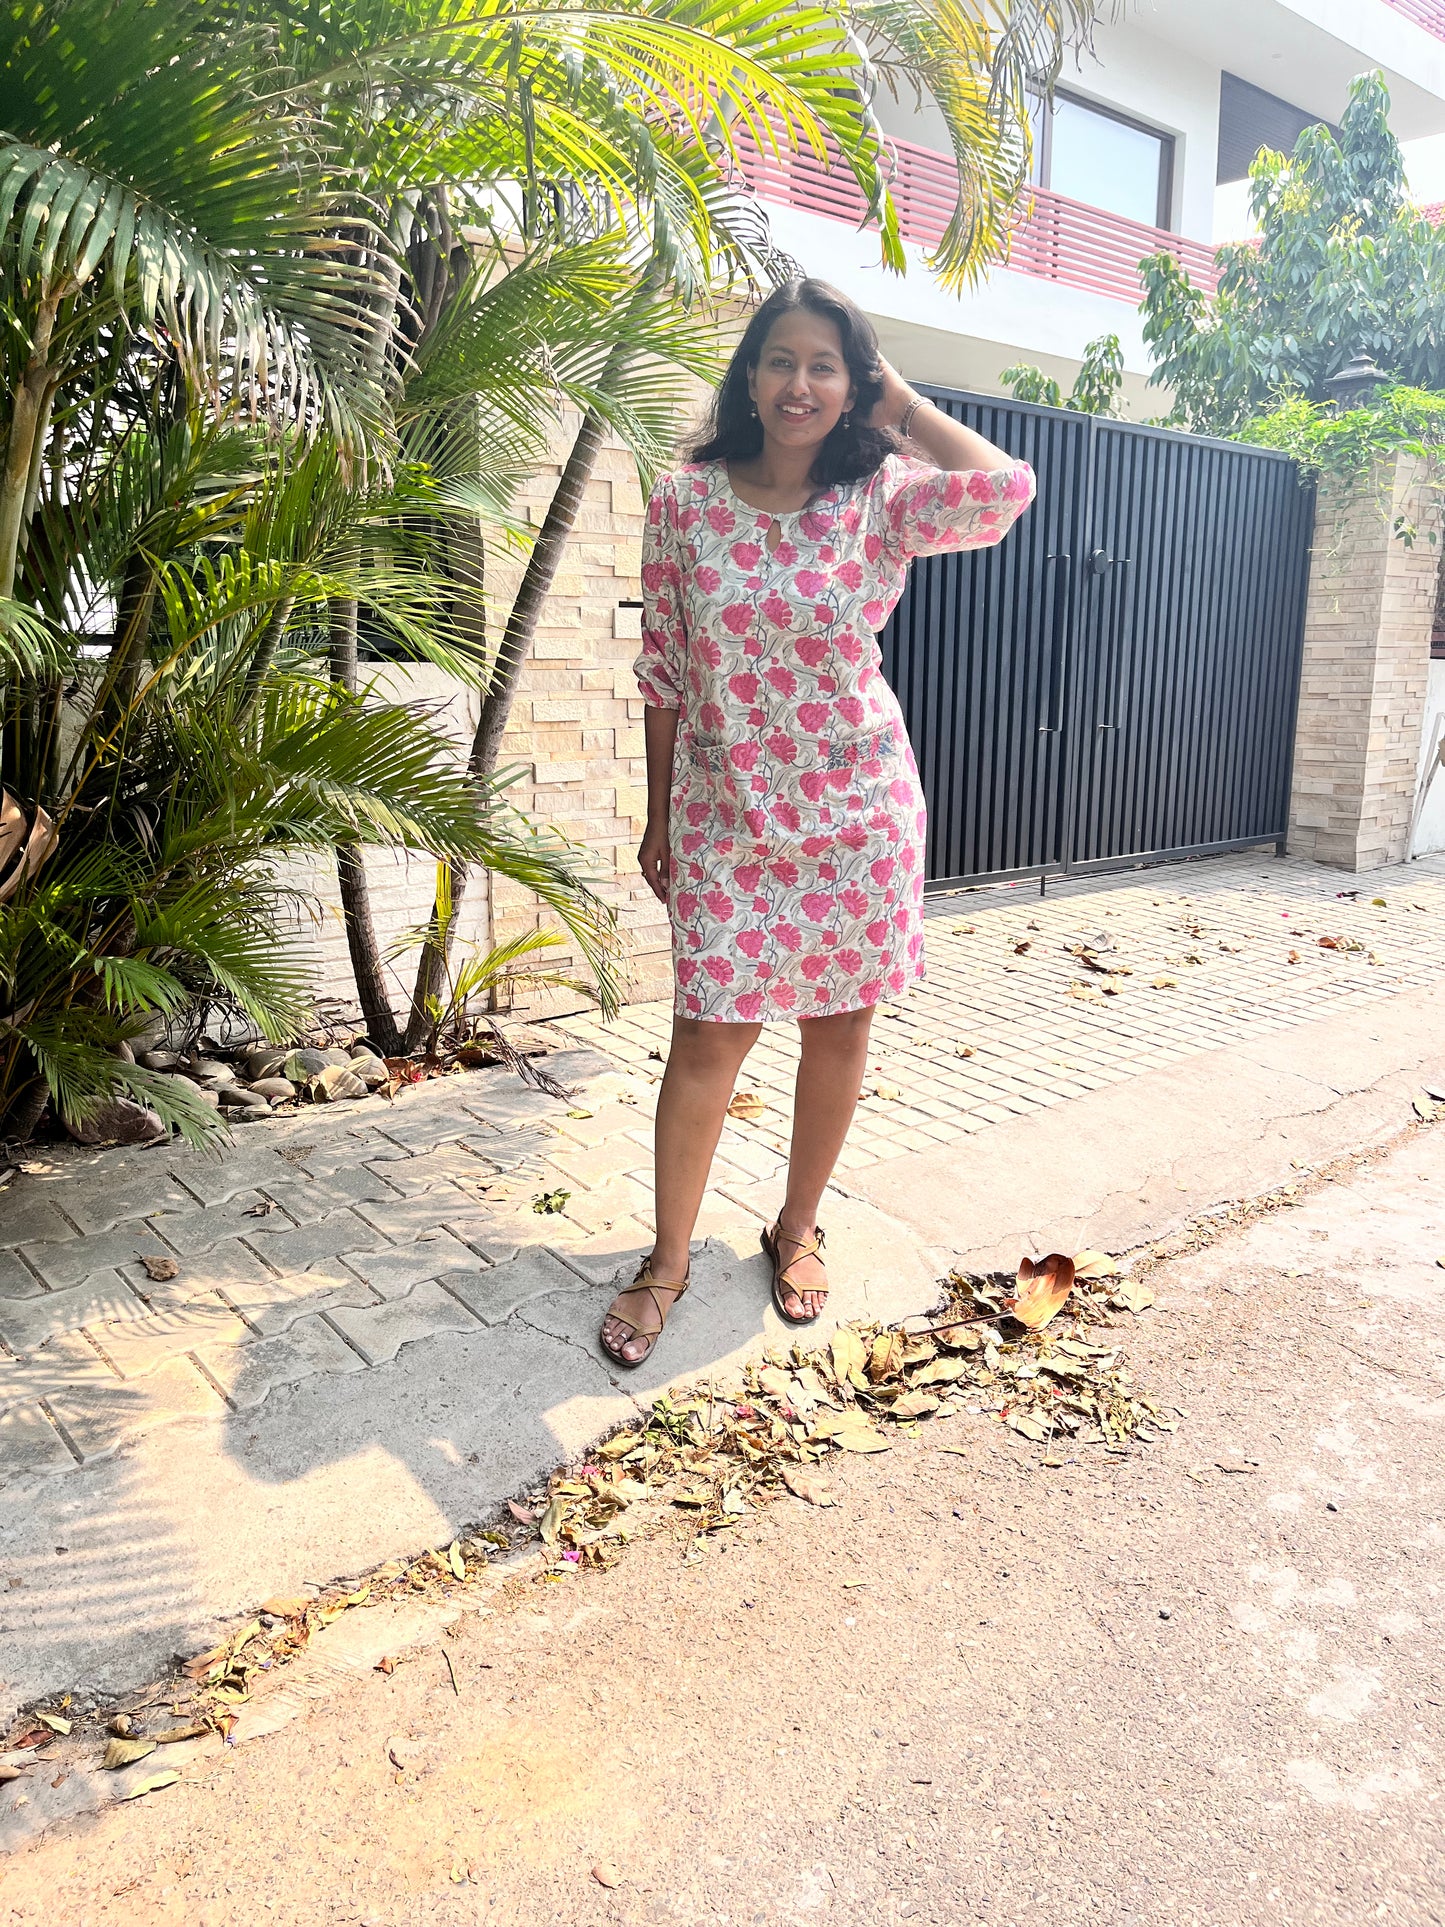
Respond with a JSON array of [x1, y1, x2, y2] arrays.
[[1288, 454, 1444, 872]]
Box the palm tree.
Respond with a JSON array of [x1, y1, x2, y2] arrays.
[[1, 0, 1103, 1138]]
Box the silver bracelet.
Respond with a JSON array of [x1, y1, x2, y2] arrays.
[[898, 394, 931, 439]]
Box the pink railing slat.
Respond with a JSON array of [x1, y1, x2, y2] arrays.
[[730, 124, 1221, 304], [1381, 0, 1445, 40]]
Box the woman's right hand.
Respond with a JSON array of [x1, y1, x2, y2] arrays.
[[638, 821, 670, 903]]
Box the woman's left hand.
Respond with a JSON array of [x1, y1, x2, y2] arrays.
[[871, 358, 918, 432]]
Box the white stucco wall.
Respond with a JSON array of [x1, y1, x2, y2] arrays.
[[1412, 658, 1445, 856]]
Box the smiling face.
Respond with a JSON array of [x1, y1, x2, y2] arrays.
[[747, 308, 857, 455]]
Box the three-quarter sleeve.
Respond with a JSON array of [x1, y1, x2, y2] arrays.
[[878, 453, 1036, 562], [633, 475, 686, 709]]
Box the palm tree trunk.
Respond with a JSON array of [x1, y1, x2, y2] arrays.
[[329, 593, 403, 1055], [402, 379, 620, 1049], [0, 293, 59, 601]]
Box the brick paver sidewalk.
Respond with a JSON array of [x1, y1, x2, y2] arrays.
[[562, 851, 1445, 1170], [3, 850, 1443, 1492]]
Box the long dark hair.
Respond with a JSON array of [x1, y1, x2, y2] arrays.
[[691, 278, 897, 488]]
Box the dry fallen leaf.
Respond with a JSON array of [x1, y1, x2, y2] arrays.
[[1412, 1094, 1443, 1122], [891, 1389, 940, 1419], [1113, 1280, 1155, 1315], [0, 1764, 27, 1783], [830, 1327, 869, 1391], [1067, 981, 1102, 1003], [1150, 975, 1178, 990], [727, 1090, 766, 1121], [506, 1501, 537, 1524], [1072, 1249, 1119, 1280], [102, 1738, 157, 1771], [375, 1656, 396, 1675], [259, 1594, 310, 1618], [35, 1712, 71, 1735], [538, 1496, 565, 1547], [447, 1539, 465, 1581], [592, 1862, 622, 1890], [871, 1081, 901, 1102], [122, 1769, 180, 1801], [1010, 1253, 1076, 1331], [780, 1466, 835, 1506], [1007, 1412, 1050, 1442], [141, 1255, 180, 1282]]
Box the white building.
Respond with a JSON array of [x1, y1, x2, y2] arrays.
[[743, 0, 1445, 414]]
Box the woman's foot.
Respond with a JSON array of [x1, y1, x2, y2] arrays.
[[599, 1255, 690, 1368], [764, 1220, 829, 1322]]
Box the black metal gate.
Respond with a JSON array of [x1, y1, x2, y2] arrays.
[[880, 387, 1314, 889]]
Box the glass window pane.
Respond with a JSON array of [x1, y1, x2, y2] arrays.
[[1048, 96, 1167, 227]]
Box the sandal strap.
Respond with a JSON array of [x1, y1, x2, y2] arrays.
[[606, 1263, 688, 1341], [771, 1224, 827, 1292]]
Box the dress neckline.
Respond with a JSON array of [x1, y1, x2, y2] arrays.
[[719, 461, 838, 524]]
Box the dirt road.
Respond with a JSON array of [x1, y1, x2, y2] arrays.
[[3, 1128, 1443, 1927]]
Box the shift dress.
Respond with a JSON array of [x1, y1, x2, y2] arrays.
[[634, 452, 1036, 1022]]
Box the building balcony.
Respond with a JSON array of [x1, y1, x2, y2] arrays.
[[1383, 0, 1445, 41], [735, 129, 1221, 309]]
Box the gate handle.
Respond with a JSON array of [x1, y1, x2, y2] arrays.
[[1091, 552, 1131, 728], [1040, 551, 1071, 735]]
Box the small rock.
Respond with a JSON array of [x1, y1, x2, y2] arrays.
[[1326, 1499, 1339, 1513], [242, 1046, 290, 1081], [591, 1861, 622, 1890], [216, 1085, 270, 1112], [1158, 1606, 1171, 1620], [349, 1040, 385, 1060], [186, 1057, 234, 1084], [319, 1045, 354, 1068], [67, 1098, 166, 1147], [348, 1054, 389, 1089], [114, 1039, 136, 1064], [247, 1077, 298, 1102], [282, 1048, 330, 1081], [136, 1049, 183, 1073]]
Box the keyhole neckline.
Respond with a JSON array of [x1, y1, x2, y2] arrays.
[[720, 462, 836, 525]]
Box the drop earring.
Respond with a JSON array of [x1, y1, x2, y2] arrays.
[[841, 412, 852, 429]]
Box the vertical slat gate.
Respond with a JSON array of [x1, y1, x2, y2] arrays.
[[880, 396, 1091, 886], [878, 387, 1314, 887]]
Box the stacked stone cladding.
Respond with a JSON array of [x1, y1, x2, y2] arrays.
[[1288, 454, 1443, 871]]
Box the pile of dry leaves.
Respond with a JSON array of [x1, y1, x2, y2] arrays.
[[529, 1249, 1169, 1560], [4, 1252, 1167, 1771]]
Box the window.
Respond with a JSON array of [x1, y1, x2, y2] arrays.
[[1031, 89, 1174, 231], [1216, 73, 1336, 186]]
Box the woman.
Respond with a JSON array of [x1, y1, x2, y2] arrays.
[[599, 278, 1034, 1368]]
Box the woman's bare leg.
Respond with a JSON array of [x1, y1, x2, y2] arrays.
[[773, 1006, 875, 1318], [600, 1014, 761, 1363]]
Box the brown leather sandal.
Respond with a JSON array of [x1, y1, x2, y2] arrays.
[[761, 1221, 828, 1325], [598, 1256, 690, 1370]]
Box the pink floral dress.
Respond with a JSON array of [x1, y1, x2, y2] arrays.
[[635, 453, 1035, 1022]]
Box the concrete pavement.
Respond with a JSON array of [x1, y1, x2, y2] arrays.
[[3, 1102, 1443, 1924], [2, 850, 1444, 1736]]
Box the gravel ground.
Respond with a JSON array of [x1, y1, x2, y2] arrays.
[[3, 1128, 1443, 1927]]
